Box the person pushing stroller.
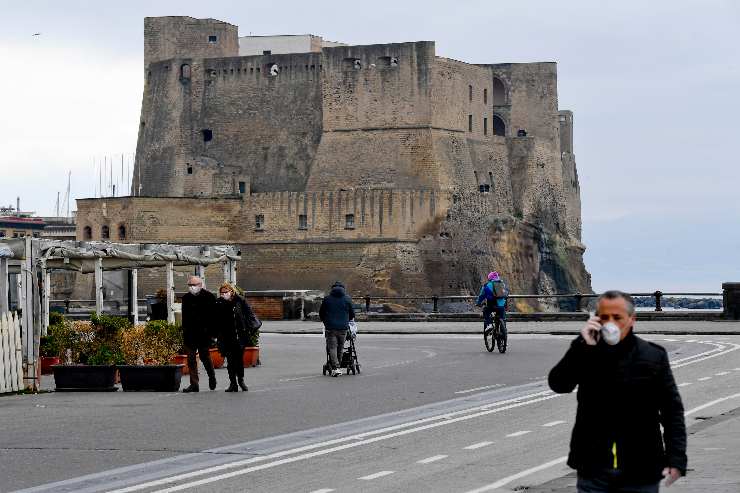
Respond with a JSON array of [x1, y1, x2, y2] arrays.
[[319, 281, 355, 377]]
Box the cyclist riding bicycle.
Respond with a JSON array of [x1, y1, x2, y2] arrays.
[[476, 271, 509, 333]]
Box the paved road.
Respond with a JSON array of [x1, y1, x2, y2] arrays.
[[2, 332, 739, 492]]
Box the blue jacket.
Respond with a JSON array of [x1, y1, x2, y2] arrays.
[[477, 280, 508, 308], [319, 285, 355, 332]]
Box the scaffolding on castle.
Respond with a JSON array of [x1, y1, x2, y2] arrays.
[[0, 238, 240, 391]]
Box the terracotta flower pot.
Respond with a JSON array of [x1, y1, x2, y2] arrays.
[[209, 348, 224, 369], [243, 347, 259, 368], [40, 356, 60, 375], [170, 354, 189, 375]]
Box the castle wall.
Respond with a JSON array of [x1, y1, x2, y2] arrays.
[[144, 17, 238, 67]]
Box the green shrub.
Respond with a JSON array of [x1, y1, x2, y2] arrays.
[[121, 321, 183, 366]]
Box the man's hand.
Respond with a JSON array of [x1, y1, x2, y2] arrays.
[[580, 316, 601, 346], [662, 467, 682, 487]]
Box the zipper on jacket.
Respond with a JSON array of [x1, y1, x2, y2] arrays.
[[612, 442, 618, 469]]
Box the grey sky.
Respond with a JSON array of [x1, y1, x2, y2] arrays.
[[1, 0, 738, 292]]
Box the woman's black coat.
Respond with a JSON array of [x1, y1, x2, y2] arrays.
[[214, 294, 257, 352]]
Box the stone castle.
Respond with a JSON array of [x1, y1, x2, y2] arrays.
[[75, 16, 591, 302]]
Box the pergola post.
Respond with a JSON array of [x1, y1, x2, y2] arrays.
[[222, 262, 229, 286], [130, 269, 139, 325], [22, 236, 37, 390], [41, 265, 50, 336], [196, 264, 205, 290], [166, 261, 175, 324], [0, 257, 8, 314], [228, 260, 237, 285], [94, 258, 103, 315]]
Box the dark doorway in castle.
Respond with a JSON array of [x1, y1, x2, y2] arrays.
[[492, 115, 506, 136], [83, 226, 92, 240], [101, 225, 110, 240], [493, 78, 506, 105], [202, 129, 213, 142], [118, 224, 126, 240]]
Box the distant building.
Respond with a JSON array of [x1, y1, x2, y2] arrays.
[[238, 34, 346, 56], [0, 216, 45, 238]]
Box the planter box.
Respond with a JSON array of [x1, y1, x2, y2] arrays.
[[243, 347, 259, 368], [170, 354, 189, 375], [118, 365, 184, 391], [41, 357, 61, 375], [52, 365, 118, 392], [210, 348, 224, 369]]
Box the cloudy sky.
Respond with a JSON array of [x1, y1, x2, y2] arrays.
[[1, 0, 738, 292]]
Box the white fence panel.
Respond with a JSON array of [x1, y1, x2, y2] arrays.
[[0, 311, 24, 393]]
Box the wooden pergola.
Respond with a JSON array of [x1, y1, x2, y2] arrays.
[[0, 238, 240, 390]]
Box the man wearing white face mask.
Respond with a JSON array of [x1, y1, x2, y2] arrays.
[[549, 290, 687, 492], [181, 275, 217, 392]]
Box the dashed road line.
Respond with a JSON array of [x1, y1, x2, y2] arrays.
[[506, 430, 531, 438], [464, 441, 494, 450], [309, 489, 335, 493], [698, 377, 712, 381], [358, 470, 394, 480], [417, 455, 448, 464], [542, 420, 566, 427], [678, 382, 692, 387], [455, 384, 505, 394], [715, 372, 730, 376], [463, 456, 568, 493]]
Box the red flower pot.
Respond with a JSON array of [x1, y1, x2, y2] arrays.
[[243, 347, 259, 368], [170, 354, 189, 375], [41, 356, 60, 375], [209, 348, 224, 369]]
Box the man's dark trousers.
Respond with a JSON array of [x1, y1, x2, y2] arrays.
[[325, 329, 346, 370], [577, 471, 660, 493], [185, 344, 215, 387]]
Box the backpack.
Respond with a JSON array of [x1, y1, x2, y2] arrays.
[[490, 280, 507, 299]]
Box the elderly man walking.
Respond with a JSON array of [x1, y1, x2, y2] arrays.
[[181, 275, 217, 392], [319, 281, 355, 377], [548, 290, 687, 492]]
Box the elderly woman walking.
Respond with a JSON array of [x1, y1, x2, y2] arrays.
[[214, 283, 259, 392]]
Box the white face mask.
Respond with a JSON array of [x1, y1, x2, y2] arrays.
[[220, 292, 232, 301], [188, 286, 202, 295], [601, 322, 621, 345]]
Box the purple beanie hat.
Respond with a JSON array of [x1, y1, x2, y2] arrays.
[[488, 271, 500, 281]]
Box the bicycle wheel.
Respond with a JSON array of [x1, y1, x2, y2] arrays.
[[496, 320, 508, 354], [484, 324, 495, 352]]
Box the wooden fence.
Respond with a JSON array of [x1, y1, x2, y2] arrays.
[[0, 311, 24, 393]]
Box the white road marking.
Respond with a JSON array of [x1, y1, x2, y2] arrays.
[[309, 489, 334, 493], [463, 456, 568, 493], [698, 377, 712, 381], [279, 375, 319, 382], [122, 392, 559, 493], [686, 393, 740, 416], [678, 382, 692, 387], [542, 420, 566, 427], [663, 338, 677, 342], [464, 441, 494, 450], [417, 455, 448, 464], [358, 471, 394, 480], [506, 430, 531, 437], [685, 339, 697, 343], [672, 342, 740, 369], [455, 384, 505, 394], [715, 372, 730, 376]]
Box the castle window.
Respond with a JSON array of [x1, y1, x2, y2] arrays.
[[468, 115, 473, 132], [118, 224, 126, 240], [269, 64, 279, 76], [208, 35, 218, 43], [298, 214, 308, 230], [479, 184, 490, 193], [484, 117, 488, 136], [517, 129, 527, 137], [492, 115, 506, 136], [101, 225, 110, 240], [345, 214, 355, 229], [255, 214, 264, 230], [469, 85, 473, 102], [484, 88, 488, 105], [187, 164, 193, 175], [238, 181, 246, 194], [202, 129, 213, 142], [180, 64, 191, 79], [83, 226, 92, 240], [263, 50, 271, 55], [493, 77, 506, 105], [377, 56, 398, 67], [343, 58, 361, 70]]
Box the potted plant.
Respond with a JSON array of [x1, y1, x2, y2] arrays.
[[209, 341, 225, 369], [51, 314, 128, 391], [118, 320, 185, 391], [242, 323, 260, 368], [40, 313, 64, 374]]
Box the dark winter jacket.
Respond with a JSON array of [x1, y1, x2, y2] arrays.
[[214, 294, 257, 352], [319, 285, 355, 332], [548, 331, 687, 483], [181, 289, 216, 348]]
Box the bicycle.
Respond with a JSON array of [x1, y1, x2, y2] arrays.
[[483, 308, 507, 354]]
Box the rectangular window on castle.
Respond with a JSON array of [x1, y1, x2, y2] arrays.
[[484, 88, 488, 105], [484, 117, 488, 136], [298, 214, 308, 230], [345, 214, 355, 229], [469, 85, 473, 102], [208, 35, 218, 43], [255, 214, 264, 231], [468, 115, 473, 132], [238, 181, 246, 194]]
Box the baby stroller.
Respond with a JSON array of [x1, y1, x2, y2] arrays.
[[323, 322, 361, 375]]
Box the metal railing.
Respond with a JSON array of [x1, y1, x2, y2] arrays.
[[351, 291, 723, 313]]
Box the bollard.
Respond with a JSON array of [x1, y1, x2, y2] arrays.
[[432, 295, 439, 313], [574, 293, 583, 312], [654, 290, 663, 312], [364, 295, 371, 313]]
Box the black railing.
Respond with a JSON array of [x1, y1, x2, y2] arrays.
[[354, 291, 723, 313]]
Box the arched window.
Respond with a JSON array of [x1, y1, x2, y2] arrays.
[[83, 226, 92, 240], [101, 225, 110, 240], [492, 115, 506, 136], [180, 64, 191, 79], [492, 77, 507, 105], [118, 224, 126, 240]]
